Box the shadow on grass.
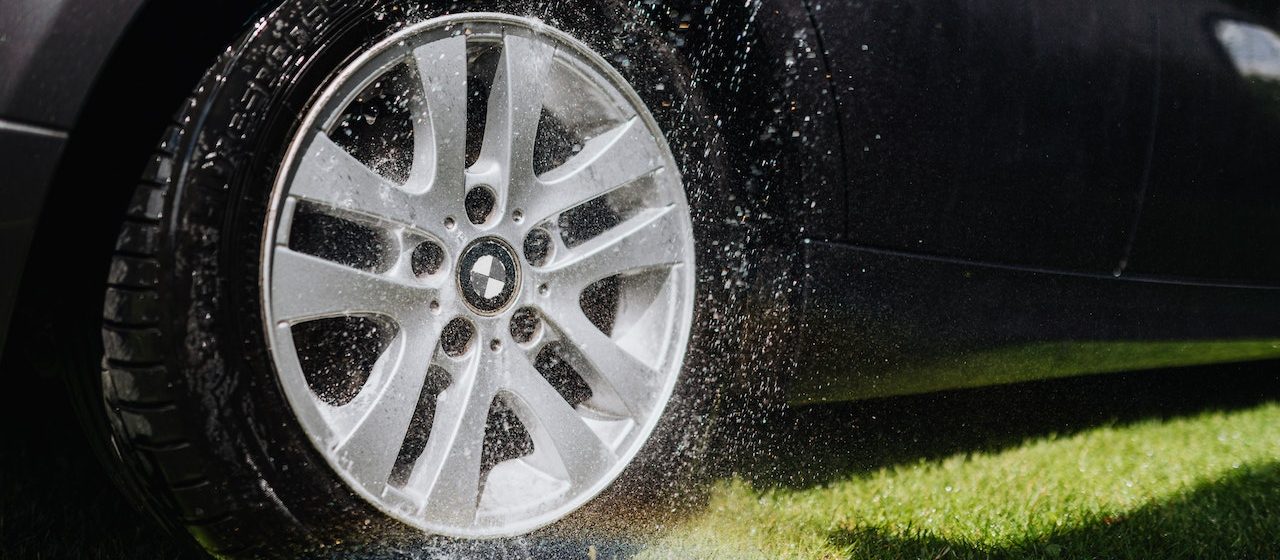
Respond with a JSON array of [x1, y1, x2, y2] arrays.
[[4, 359, 1278, 558], [1, 375, 196, 559], [830, 461, 1280, 560], [735, 360, 1280, 491]]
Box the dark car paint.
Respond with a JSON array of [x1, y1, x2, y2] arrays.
[[811, 0, 1280, 284], [0, 0, 268, 358], [795, 242, 1280, 403], [0, 0, 146, 129], [0, 0, 151, 352], [0, 124, 65, 353], [1125, 3, 1280, 283], [812, 0, 1161, 272], [3, 0, 1280, 402], [796, 0, 1280, 400]]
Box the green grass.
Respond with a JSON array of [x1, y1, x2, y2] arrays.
[[643, 400, 1280, 559], [4, 367, 1279, 558]]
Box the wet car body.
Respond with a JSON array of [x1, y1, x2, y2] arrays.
[[3, 0, 1280, 404]]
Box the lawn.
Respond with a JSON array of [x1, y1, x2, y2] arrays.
[[646, 403, 1280, 559], [3, 363, 1278, 559]]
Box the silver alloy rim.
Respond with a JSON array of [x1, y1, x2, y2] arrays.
[[260, 14, 695, 537]]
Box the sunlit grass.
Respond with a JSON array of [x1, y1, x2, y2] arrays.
[[6, 370, 1278, 558], [643, 402, 1280, 559]]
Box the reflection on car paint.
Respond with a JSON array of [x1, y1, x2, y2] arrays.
[[1216, 20, 1280, 81]]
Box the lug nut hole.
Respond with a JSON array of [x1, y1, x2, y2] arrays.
[[411, 241, 445, 276], [441, 318, 474, 357], [510, 307, 541, 344], [523, 228, 553, 267], [466, 186, 496, 225]]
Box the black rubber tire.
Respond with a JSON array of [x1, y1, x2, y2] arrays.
[[93, 1, 755, 557]]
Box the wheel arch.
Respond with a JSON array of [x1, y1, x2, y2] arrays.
[[7, 0, 268, 367]]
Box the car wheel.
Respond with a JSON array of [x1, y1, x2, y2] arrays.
[[91, 1, 747, 556]]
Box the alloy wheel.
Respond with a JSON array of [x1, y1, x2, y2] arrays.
[[261, 14, 696, 537]]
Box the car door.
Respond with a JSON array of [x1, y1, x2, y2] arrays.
[[809, 0, 1161, 272], [1122, 3, 1280, 284]]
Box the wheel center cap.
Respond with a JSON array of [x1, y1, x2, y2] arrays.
[[458, 237, 520, 314]]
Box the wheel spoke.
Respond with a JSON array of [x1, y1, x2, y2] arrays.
[[474, 33, 556, 212], [541, 206, 686, 291], [409, 35, 468, 204], [539, 304, 658, 418], [266, 19, 695, 534], [271, 247, 428, 323], [505, 351, 615, 484], [519, 117, 665, 226], [405, 351, 494, 524], [332, 320, 442, 489], [289, 132, 424, 227]]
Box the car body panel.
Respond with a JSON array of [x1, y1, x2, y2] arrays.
[[0, 0, 145, 128], [1124, 4, 1280, 283], [811, 0, 1160, 272], [0, 124, 65, 352], [739, 0, 848, 242], [0, 0, 146, 354], [794, 240, 1280, 403], [792, 0, 1280, 401]]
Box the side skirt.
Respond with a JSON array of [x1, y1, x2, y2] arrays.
[[794, 241, 1280, 404]]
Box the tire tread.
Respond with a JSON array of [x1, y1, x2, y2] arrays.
[[100, 108, 263, 557]]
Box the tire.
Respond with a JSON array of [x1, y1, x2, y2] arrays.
[[92, 1, 752, 556]]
